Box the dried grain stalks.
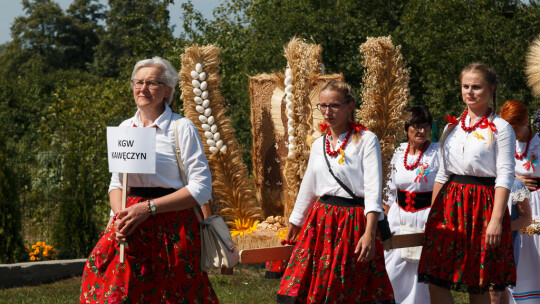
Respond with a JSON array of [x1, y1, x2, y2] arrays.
[[357, 36, 411, 201], [283, 37, 322, 218], [179, 44, 261, 225], [526, 34, 540, 98]]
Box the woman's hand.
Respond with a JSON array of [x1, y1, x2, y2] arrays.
[[516, 175, 538, 191], [355, 231, 376, 262], [285, 223, 302, 243], [114, 202, 151, 243], [485, 219, 502, 249]]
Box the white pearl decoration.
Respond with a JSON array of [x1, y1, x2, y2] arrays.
[[202, 123, 211, 131], [201, 91, 209, 99], [288, 135, 295, 143], [207, 116, 215, 125], [213, 132, 220, 141], [192, 79, 200, 87], [191, 71, 199, 79], [200, 81, 208, 90], [220, 145, 227, 153], [194, 97, 203, 104], [288, 127, 295, 135], [193, 88, 202, 96], [284, 76, 292, 85], [207, 139, 216, 146], [196, 105, 204, 113], [204, 108, 212, 116], [199, 115, 208, 123], [202, 99, 210, 108], [195, 63, 203, 73], [285, 68, 292, 77], [209, 146, 218, 153], [215, 140, 223, 148], [210, 124, 218, 133], [204, 131, 213, 139], [199, 72, 206, 81], [287, 151, 294, 158]]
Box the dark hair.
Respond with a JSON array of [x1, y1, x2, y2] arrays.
[[404, 106, 433, 133]]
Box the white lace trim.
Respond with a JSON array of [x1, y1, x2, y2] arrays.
[[511, 187, 530, 204]]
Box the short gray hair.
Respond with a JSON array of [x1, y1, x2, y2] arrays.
[[131, 56, 179, 105]]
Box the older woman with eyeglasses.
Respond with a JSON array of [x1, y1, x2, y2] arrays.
[[276, 80, 395, 303], [80, 57, 218, 303], [383, 106, 439, 304]]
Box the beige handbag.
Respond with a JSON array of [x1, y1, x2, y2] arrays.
[[174, 118, 239, 270], [399, 224, 424, 262]]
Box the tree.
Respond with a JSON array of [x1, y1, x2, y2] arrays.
[[91, 0, 176, 77]]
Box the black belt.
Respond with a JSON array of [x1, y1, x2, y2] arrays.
[[318, 195, 365, 207], [397, 189, 431, 212], [129, 187, 176, 198], [449, 175, 496, 186]]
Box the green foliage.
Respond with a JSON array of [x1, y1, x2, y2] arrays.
[[0, 133, 26, 263], [41, 76, 134, 257]]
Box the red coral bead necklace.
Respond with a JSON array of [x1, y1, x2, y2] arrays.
[[460, 108, 492, 133], [325, 127, 353, 157], [515, 126, 533, 160], [403, 141, 429, 170]]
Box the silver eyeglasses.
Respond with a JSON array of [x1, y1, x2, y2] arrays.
[[131, 79, 165, 90]]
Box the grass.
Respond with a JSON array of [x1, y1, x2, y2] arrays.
[[0, 264, 470, 304]]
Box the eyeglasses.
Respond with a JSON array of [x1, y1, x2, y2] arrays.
[[131, 79, 165, 90], [411, 123, 431, 131], [316, 102, 347, 112]]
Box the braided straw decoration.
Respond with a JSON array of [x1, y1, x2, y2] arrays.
[[526, 34, 540, 98], [357, 36, 411, 203], [179, 44, 261, 225], [283, 37, 322, 218]]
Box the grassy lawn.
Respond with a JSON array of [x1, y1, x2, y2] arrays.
[[0, 264, 469, 303]]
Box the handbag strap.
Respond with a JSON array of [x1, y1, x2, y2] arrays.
[[174, 118, 204, 223], [322, 134, 361, 201]]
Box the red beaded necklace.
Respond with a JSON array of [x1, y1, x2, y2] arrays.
[[403, 141, 429, 170], [325, 127, 353, 157], [460, 108, 492, 133], [515, 126, 533, 160]]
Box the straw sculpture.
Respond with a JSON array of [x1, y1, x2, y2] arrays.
[[526, 34, 540, 98], [249, 72, 342, 219], [179, 44, 261, 225], [357, 36, 411, 201], [282, 37, 323, 218]]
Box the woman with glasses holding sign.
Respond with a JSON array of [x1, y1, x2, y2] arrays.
[[80, 57, 218, 303], [276, 80, 395, 303], [383, 106, 439, 304], [418, 63, 516, 304]]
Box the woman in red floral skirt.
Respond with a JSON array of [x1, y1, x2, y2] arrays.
[[418, 63, 516, 303], [80, 57, 218, 303], [276, 80, 395, 303]]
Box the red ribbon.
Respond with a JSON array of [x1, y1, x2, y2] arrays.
[[479, 120, 497, 132], [524, 154, 537, 172], [404, 192, 417, 212], [319, 123, 328, 133], [445, 115, 458, 125], [349, 121, 368, 133]]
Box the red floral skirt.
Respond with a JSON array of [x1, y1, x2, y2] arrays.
[[277, 201, 395, 303], [418, 181, 516, 293], [80, 197, 218, 303]]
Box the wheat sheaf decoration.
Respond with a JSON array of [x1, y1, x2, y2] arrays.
[[282, 37, 322, 218], [179, 44, 261, 225], [526, 34, 540, 98], [357, 36, 411, 201]]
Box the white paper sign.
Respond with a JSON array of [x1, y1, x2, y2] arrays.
[[107, 127, 156, 174]]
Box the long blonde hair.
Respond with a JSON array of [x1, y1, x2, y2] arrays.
[[320, 80, 362, 143], [440, 63, 498, 148]]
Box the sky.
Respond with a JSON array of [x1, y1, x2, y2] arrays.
[[0, 0, 221, 44]]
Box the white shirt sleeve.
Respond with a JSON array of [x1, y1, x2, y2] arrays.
[[288, 149, 318, 227], [177, 119, 213, 206], [362, 133, 384, 219], [494, 122, 516, 190]]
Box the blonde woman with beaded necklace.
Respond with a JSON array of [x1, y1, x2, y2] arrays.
[[384, 106, 439, 304], [418, 63, 516, 304], [276, 80, 395, 303]]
